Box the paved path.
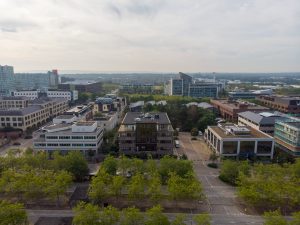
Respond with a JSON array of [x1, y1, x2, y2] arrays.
[[178, 133, 264, 225]]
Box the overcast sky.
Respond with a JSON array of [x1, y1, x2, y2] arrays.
[[0, 0, 299, 73]]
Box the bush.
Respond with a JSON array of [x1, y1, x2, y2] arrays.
[[219, 160, 250, 185]]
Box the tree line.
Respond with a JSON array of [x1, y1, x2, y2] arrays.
[[73, 202, 211, 225], [0, 150, 89, 205], [89, 156, 203, 205], [219, 160, 300, 213]]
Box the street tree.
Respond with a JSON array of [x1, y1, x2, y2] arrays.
[[89, 170, 111, 203], [145, 205, 170, 225], [120, 207, 144, 225], [102, 155, 118, 175], [0, 201, 28, 225], [73, 202, 100, 225], [193, 214, 211, 225], [110, 175, 125, 199], [147, 173, 162, 203], [128, 173, 145, 200], [99, 205, 120, 225], [171, 214, 186, 225], [263, 210, 287, 225]]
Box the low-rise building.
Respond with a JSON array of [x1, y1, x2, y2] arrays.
[[33, 121, 103, 155], [274, 118, 300, 156], [204, 123, 274, 160], [118, 112, 174, 157], [228, 89, 273, 99], [256, 95, 300, 115], [238, 111, 284, 135], [210, 99, 269, 122], [94, 112, 118, 131]]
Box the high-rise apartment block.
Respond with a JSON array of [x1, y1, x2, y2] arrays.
[[0, 65, 14, 96]]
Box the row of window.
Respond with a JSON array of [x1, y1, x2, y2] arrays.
[[47, 135, 97, 139], [35, 143, 97, 147]]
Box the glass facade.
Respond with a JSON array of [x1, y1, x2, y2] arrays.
[[257, 141, 273, 154], [0, 65, 14, 96], [240, 141, 255, 154], [223, 141, 238, 154]]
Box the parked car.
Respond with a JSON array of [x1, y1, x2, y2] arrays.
[[13, 142, 21, 146], [24, 135, 33, 139]]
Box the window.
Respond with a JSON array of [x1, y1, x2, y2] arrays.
[[240, 141, 255, 154], [72, 143, 83, 147], [47, 136, 58, 139], [47, 143, 58, 146], [85, 143, 96, 147], [59, 143, 70, 146], [223, 141, 238, 154], [257, 141, 272, 154], [72, 136, 83, 139], [59, 136, 70, 139], [84, 136, 96, 139]]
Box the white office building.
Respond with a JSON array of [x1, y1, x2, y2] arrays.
[[13, 90, 78, 101], [33, 121, 103, 155]]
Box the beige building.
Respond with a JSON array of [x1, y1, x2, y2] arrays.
[[0, 96, 30, 109], [0, 97, 69, 131], [204, 123, 274, 160]]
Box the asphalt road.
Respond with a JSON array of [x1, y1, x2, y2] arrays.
[[178, 132, 264, 225]]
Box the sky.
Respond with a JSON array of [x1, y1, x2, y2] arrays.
[[0, 0, 299, 73]]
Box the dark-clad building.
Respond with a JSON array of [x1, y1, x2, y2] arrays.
[[58, 81, 102, 94], [118, 112, 174, 157]]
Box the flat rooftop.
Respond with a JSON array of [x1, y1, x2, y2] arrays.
[[211, 99, 268, 110], [66, 105, 88, 113], [122, 112, 171, 124], [0, 105, 42, 116], [76, 121, 96, 126], [209, 124, 272, 139], [55, 115, 75, 119]]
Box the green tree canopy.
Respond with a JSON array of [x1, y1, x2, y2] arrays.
[[0, 201, 28, 225], [73, 202, 100, 225]]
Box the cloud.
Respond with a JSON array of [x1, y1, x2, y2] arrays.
[[0, 0, 299, 72]]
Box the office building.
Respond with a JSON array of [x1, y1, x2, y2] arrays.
[[166, 72, 224, 98], [210, 99, 269, 122], [204, 123, 274, 160], [33, 121, 103, 155], [0, 96, 30, 109], [120, 83, 154, 94], [0, 97, 68, 131], [129, 101, 144, 112], [14, 70, 59, 90], [64, 105, 93, 121], [58, 81, 102, 94], [274, 118, 300, 156], [13, 90, 78, 101], [0, 65, 14, 96], [94, 112, 118, 131], [228, 89, 273, 99], [256, 95, 300, 115], [118, 112, 174, 157], [238, 111, 284, 135]]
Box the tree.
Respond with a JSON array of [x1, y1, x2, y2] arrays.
[[191, 128, 199, 136], [128, 173, 145, 200], [118, 155, 131, 176], [147, 174, 162, 203], [193, 214, 211, 225], [65, 152, 89, 181], [99, 205, 120, 225], [167, 172, 202, 201], [121, 207, 144, 225], [73, 202, 100, 225], [263, 210, 287, 225], [89, 170, 111, 203], [291, 211, 300, 225], [0, 201, 28, 225], [145, 205, 170, 225], [219, 160, 250, 185], [209, 152, 218, 163], [171, 214, 186, 225], [110, 175, 125, 199], [102, 156, 118, 175]]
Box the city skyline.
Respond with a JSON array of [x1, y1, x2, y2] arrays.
[[0, 0, 300, 72]]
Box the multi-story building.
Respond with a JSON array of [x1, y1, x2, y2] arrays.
[[120, 83, 154, 94], [0, 65, 14, 96], [118, 112, 174, 157], [228, 89, 273, 99], [204, 123, 274, 160], [64, 105, 93, 121], [94, 112, 118, 132], [0, 97, 69, 131], [256, 95, 300, 115], [58, 81, 102, 94], [14, 70, 59, 90], [274, 118, 300, 156], [129, 101, 144, 112], [166, 72, 224, 98], [210, 99, 269, 122], [0, 97, 30, 109], [238, 111, 284, 136], [33, 121, 103, 156], [13, 90, 78, 101]]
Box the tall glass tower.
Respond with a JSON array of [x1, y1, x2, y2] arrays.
[[0, 65, 14, 96]]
